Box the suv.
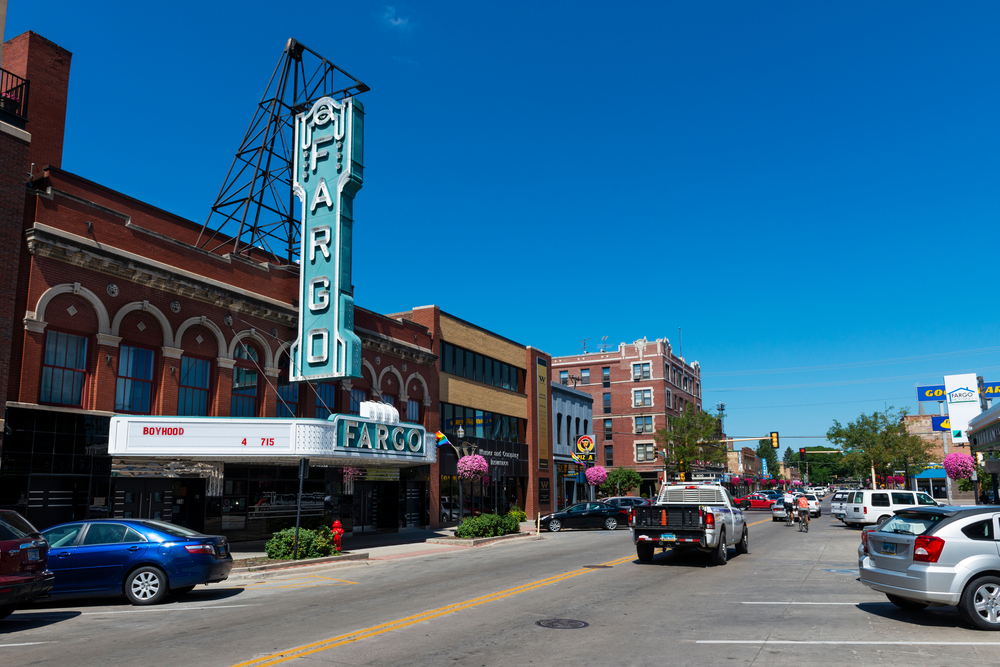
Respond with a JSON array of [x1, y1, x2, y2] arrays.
[[859, 506, 1000, 630], [602, 496, 651, 508], [843, 489, 940, 527], [0, 510, 55, 620], [830, 490, 852, 519]]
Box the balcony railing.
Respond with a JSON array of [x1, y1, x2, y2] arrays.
[[0, 67, 30, 121]]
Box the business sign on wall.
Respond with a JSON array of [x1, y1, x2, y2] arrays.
[[919, 382, 1000, 401], [944, 373, 981, 443], [931, 416, 951, 432], [575, 435, 596, 463], [289, 96, 365, 382], [537, 358, 549, 469]]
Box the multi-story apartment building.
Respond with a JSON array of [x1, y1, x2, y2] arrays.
[[552, 337, 702, 497]]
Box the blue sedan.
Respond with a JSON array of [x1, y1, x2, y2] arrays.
[[41, 519, 232, 605]]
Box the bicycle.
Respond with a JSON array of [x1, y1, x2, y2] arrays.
[[785, 504, 794, 527], [798, 507, 809, 532]]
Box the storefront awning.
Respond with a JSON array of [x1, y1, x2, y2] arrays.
[[915, 466, 945, 479]]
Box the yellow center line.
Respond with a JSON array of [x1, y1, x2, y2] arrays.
[[230, 554, 635, 667], [747, 518, 772, 527]]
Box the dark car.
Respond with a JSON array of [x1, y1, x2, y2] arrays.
[[540, 502, 629, 532], [41, 519, 232, 605], [0, 509, 55, 620], [602, 496, 651, 508]]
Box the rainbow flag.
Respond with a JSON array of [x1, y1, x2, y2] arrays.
[[571, 451, 584, 465], [434, 432, 451, 448]]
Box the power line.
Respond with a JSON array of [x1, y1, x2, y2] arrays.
[[701, 345, 1000, 378], [722, 396, 913, 410]]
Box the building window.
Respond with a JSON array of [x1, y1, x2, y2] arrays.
[[315, 383, 337, 419], [632, 363, 650, 381], [276, 355, 298, 418], [231, 344, 260, 417], [575, 417, 580, 439], [603, 393, 611, 414], [559, 371, 568, 385], [636, 443, 655, 462], [556, 413, 563, 444], [696, 382, 700, 397], [115, 344, 156, 414], [177, 356, 211, 416], [580, 369, 590, 384], [407, 399, 421, 423], [583, 419, 588, 435], [635, 416, 653, 433], [40, 330, 89, 407], [604, 445, 614, 467], [349, 388, 367, 414], [664, 389, 671, 409], [633, 389, 652, 407], [603, 419, 613, 440], [602, 367, 610, 388]]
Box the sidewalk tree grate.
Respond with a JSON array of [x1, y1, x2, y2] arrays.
[[536, 619, 589, 629]]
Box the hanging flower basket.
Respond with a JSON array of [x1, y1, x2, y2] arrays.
[[585, 466, 607, 486], [457, 454, 489, 481], [730, 476, 741, 485], [792, 480, 803, 486], [943, 452, 976, 480]]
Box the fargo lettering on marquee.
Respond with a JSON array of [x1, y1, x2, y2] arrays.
[[335, 416, 426, 457], [290, 96, 365, 382]]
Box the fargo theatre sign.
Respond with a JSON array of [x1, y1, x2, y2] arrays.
[[290, 95, 365, 381]]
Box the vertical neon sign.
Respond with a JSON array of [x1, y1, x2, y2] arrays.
[[290, 96, 364, 381]]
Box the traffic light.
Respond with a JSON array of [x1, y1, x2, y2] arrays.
[[770, 431, 779, 449], [679, 472, 686, 482], [799, 448, 806, 461]]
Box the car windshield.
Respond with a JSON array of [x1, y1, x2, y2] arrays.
[[876, 513, 944, 536], [0, 512, 36, 540], [806, 495, 817, 501], [140, 520, 207, 539]]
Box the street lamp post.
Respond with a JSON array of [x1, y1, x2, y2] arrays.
[[456, 425, 465, 523]]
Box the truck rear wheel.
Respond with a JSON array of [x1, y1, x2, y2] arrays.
[[636, 542, 654, 563], [710, 529, 728, 565], [736, 526, 749, 555]]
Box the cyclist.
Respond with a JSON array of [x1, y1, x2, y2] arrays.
[[797, 493, 810, 531], [782, 489, 795, 525]]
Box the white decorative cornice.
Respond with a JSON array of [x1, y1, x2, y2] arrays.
[[264, 366, 281, 378], [95, 333, 122, 347], [216, 357, 237, 370], [24, 316, 47, 333], [161, 346, 184, 359]]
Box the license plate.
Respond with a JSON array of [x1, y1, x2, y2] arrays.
[[660, 533, 676, 542], [880, 542, 896, 555], [26, 549, 39, 561]]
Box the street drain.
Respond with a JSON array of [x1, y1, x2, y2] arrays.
[[536, 619, 589, 629], [582, 565, 611, 569]]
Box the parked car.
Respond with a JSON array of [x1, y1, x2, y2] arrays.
[[858, 506, 1000, 630], [843, 489, 940, 527], [0, 510, 55, 620], [41, 519, 232, 605], [440, 501, 461, 522], [830, 490, 852, 519], [540, 502, 629, 532], [734, 492, 777, 509], [602, 496, 651, 508]]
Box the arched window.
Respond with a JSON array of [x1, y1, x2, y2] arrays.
[[178, 355, 212, 416], [231, 343, 260, 417], [556, 413, 562, 444], [315, 383, 337, 419], [583, 419, 588, 436], [40, 330, 89, 407], [116, 344, 156, 414], [276, 354, 298, 417]]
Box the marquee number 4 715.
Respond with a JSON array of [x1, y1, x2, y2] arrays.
[[240, 438, 275, 446]]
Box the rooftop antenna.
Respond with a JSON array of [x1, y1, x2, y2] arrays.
[[579, 338, 590, 354], [196, 38, 369, 263], [600, 335, 609, 352]]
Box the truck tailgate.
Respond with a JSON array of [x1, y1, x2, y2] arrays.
[[633, 505, 702, 529]]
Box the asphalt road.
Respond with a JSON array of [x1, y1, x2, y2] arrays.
[[4, 499, 999, 666]]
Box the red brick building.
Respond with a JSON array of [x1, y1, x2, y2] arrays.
[[551, 337, 703, 496], [0, 31, 552, 536]]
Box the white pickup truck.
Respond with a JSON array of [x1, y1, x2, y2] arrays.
[[631, 484, 749, 565]]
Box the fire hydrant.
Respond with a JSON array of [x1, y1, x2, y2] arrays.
[[331, 519, 345, 552]]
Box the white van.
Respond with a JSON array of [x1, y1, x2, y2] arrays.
[[842, 489, 941, 526]]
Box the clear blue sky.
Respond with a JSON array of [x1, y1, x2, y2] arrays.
[[6, 2, 1000, 449]]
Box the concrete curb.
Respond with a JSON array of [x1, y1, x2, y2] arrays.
[[425, 531, 541, 547], [227, 553, 370, 581]]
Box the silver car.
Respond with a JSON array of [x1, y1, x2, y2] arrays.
[[859, 506, 1000, 630]]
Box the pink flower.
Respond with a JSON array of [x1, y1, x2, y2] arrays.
[[458, 454, 489, 480], [585, 466, 607, 485], [943, 452, 975, 480]]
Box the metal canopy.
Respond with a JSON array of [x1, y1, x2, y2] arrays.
[[196, 38, 369, 264]]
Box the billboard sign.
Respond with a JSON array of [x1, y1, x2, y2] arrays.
[[916, 385, 946, 401], [290, 96, 365, 382], [944, 373, 981, 443], [931, 416, 950, 432]]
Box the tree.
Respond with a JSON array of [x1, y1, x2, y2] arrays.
[[756, 439, 780, 477], [826, 407, 932, 489], [600, 467, 643, 496], [654, 405, 726, 475], [782, 446, 795, 466]]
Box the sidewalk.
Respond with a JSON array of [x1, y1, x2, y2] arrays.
[[226, 521, 541, 579]]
